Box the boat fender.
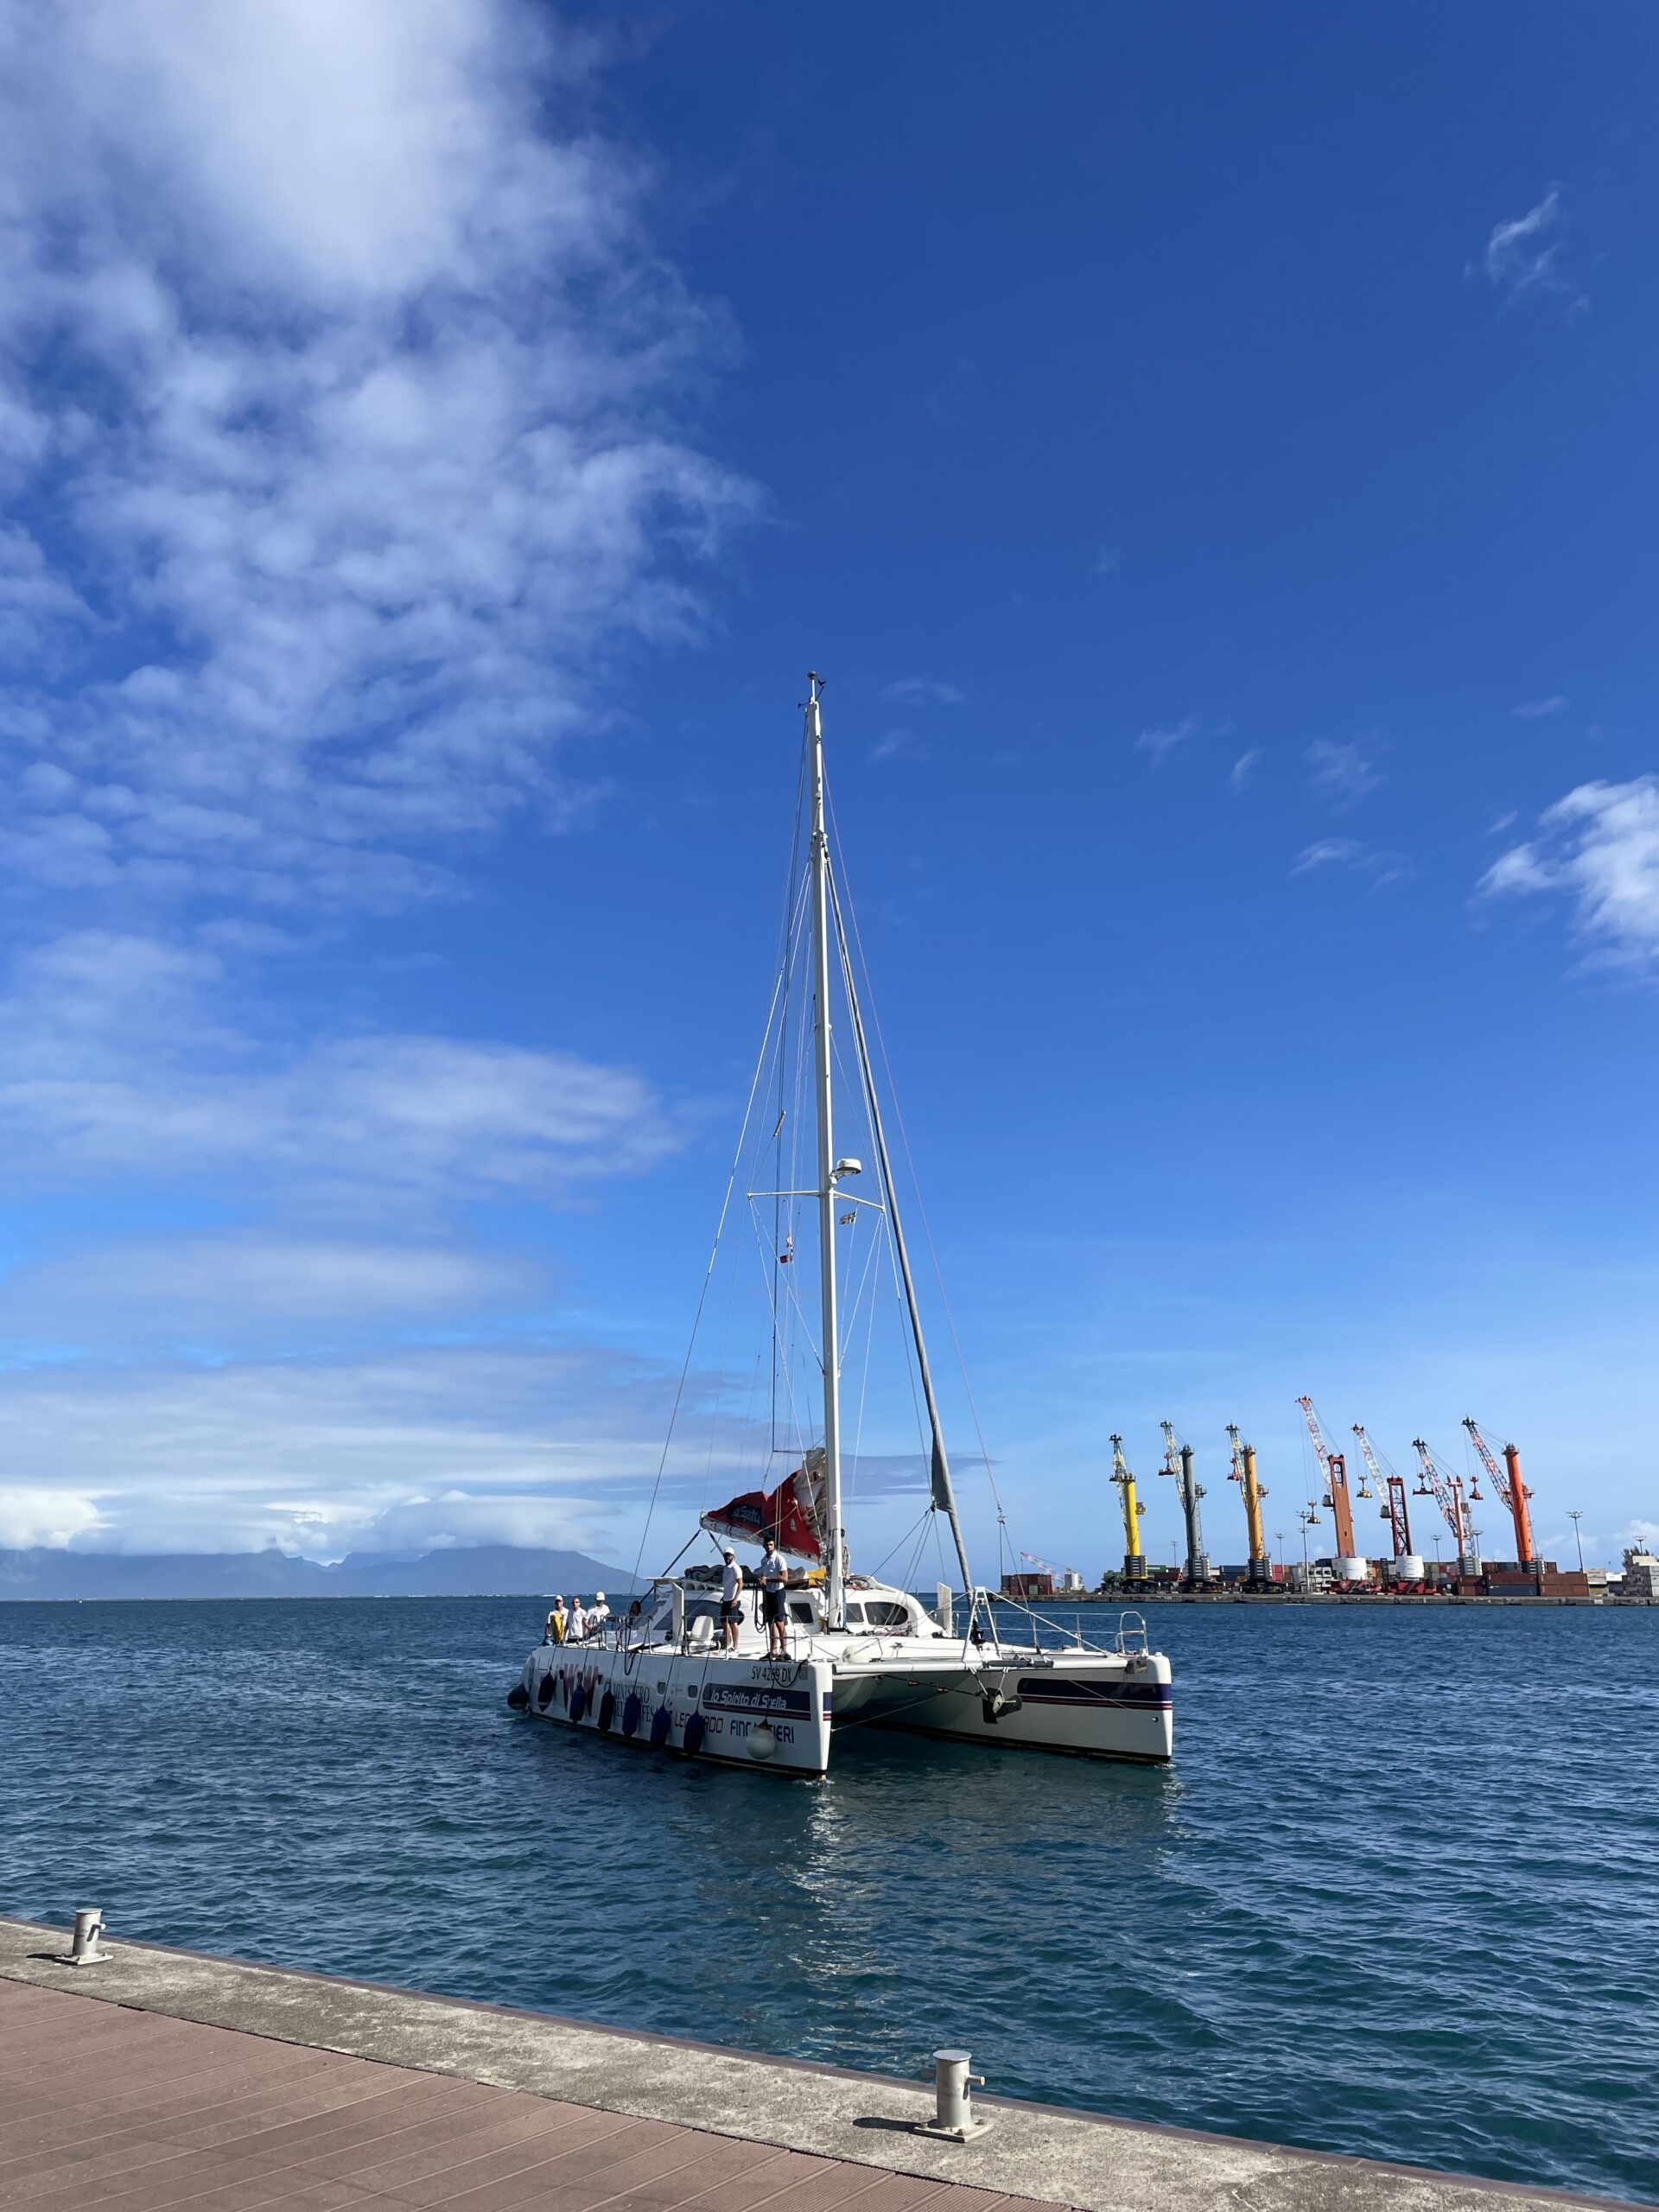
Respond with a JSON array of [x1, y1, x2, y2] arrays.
[[569, 1683, 587, 1724], [649, 1705, 671, 1748], [506, 1683, 530, 1711], [746, 1721, 776, 1762], [621, 1693, 642, 1737], [683, 1713, 705, 1757], [598, 1690, 616, 1732], [536, 1672, 555, 1708]]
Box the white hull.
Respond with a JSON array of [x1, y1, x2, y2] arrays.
[[517, 1619, 1172, 1775]]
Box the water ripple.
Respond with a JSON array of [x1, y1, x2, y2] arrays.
[[1, 1598, 1655, 2203]]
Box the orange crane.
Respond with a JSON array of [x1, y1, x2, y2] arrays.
[[1351, 1424, 1415, 1569], [1411, 1438, 1478, 1570], [1295, 1395, 1365, 1577], [1461, 1418, 1535, 1567]]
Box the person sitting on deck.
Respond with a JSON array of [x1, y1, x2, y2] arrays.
[[545, 1598, 568, 1644], [720, 1549, 743, 1649], [758, 1535, 790, 1658]]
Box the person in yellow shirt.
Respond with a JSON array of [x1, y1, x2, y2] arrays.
[[544, 1597, 568, 1645]]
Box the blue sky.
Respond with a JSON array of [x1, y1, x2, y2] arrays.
[[0, 1, 1654, 1574]]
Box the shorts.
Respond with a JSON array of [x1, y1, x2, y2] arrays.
[[720, 1600, 742, 1624], [761, 1588, 788, 1625]]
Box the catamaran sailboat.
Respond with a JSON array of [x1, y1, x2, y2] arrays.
[[508, 677, 1173, 1776]]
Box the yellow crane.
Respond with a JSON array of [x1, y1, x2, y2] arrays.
[[1109, 1432, 1149, 1588], [1225, 1422, 1274, 1590]]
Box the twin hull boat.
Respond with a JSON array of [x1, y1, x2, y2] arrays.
[[516, 1578, 1173, 1777], [510, 677, 1175, 1777]]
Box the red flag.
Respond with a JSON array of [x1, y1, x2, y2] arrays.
[[700, 1462, 823, 1560]]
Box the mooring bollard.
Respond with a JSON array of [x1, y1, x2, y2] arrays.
[[67, 1909, 111, 1967], [915, 2046, 992, 2141]]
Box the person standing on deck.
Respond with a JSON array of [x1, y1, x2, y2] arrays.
[[567, 1596, 588, 1643], [721, 1549, 743, 1649], [545, 1598, 568, 1645], [758, 1535, 789, 1658]]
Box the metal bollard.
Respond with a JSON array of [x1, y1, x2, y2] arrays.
[[915, 2046, 992, 2141], [67, 1909, 111, 1967]]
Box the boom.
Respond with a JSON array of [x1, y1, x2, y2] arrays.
[[1462, 1418, 1535, 1566]]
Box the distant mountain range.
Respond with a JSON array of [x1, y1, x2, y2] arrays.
[[0, 1543, 633, 1602]]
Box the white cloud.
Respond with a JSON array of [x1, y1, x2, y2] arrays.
[[1230, 749, 1261, 793], [1478, 777, 1659, 963], [0, 1487, 105, 1548], [871, 728, 914, 763], [1482, 188, 1576, 303], [0, 1234, 539, 1336], [0, 0, 754, 914], [882, 677, 965, 708], [1512, 696, 1568, 721], [1293, 839, 1408, 887], [1305, 738, 1382, 806], [0, 1342, 675, 1556], [1135, 716, 1198, 766], [0, 929, 678, 1196]]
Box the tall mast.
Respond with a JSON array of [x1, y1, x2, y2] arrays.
[[830, 876, 975, 1600], [806, 675, 846, 1628]]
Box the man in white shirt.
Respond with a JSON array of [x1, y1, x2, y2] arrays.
[[758, 1535, 790, 1657], [720, 1549, 744, 1649], [588, 1592, 611, 1632], [567, 1596, 588, 1643]]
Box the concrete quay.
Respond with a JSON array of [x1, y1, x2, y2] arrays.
[[0, 1915, 1643, 2212]]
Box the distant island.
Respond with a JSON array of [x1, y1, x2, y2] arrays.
[[0, 1543, 632, 1603]]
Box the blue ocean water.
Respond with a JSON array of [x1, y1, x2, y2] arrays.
[[2, 1598, 1655, 2203]]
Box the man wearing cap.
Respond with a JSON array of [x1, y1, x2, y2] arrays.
[[545, 1597, 568, 1645], [720, 1548, 744, 1649]]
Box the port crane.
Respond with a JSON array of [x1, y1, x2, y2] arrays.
[[1160, 1421, 1211, 1588], [1461, 1418, 1535, 1567], [1295, 1395, 1366, 1580], [1109, 1433, 1149, 1588], [1225, 1423, 1274, 1590], [1017, 1548, 1083, 1592], [1351, 1424, 1417, 1573], [1411, 1438, 1478, 1571]]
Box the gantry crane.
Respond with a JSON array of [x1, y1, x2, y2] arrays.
[[1225, 1422, 1274, 1590], [1109, 1433, 1149, 1588], [1351, 1424, 1418, 1577], [1295, 1396, 1367, 1580], [1411, 1438, 1479, 1572], [1461, 1418, 1535, 1567], [1160, 1421, 1211, 1588]]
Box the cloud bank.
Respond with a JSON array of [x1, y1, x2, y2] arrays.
[[0, 0, 753, 917]]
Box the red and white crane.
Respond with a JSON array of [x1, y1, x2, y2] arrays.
[[1461, 1418, 1535, 1567], [1411, 1438, 1478, 1569], [1295, 1395, 1369, 1582], [1351, 1424, 1419, 1580]]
